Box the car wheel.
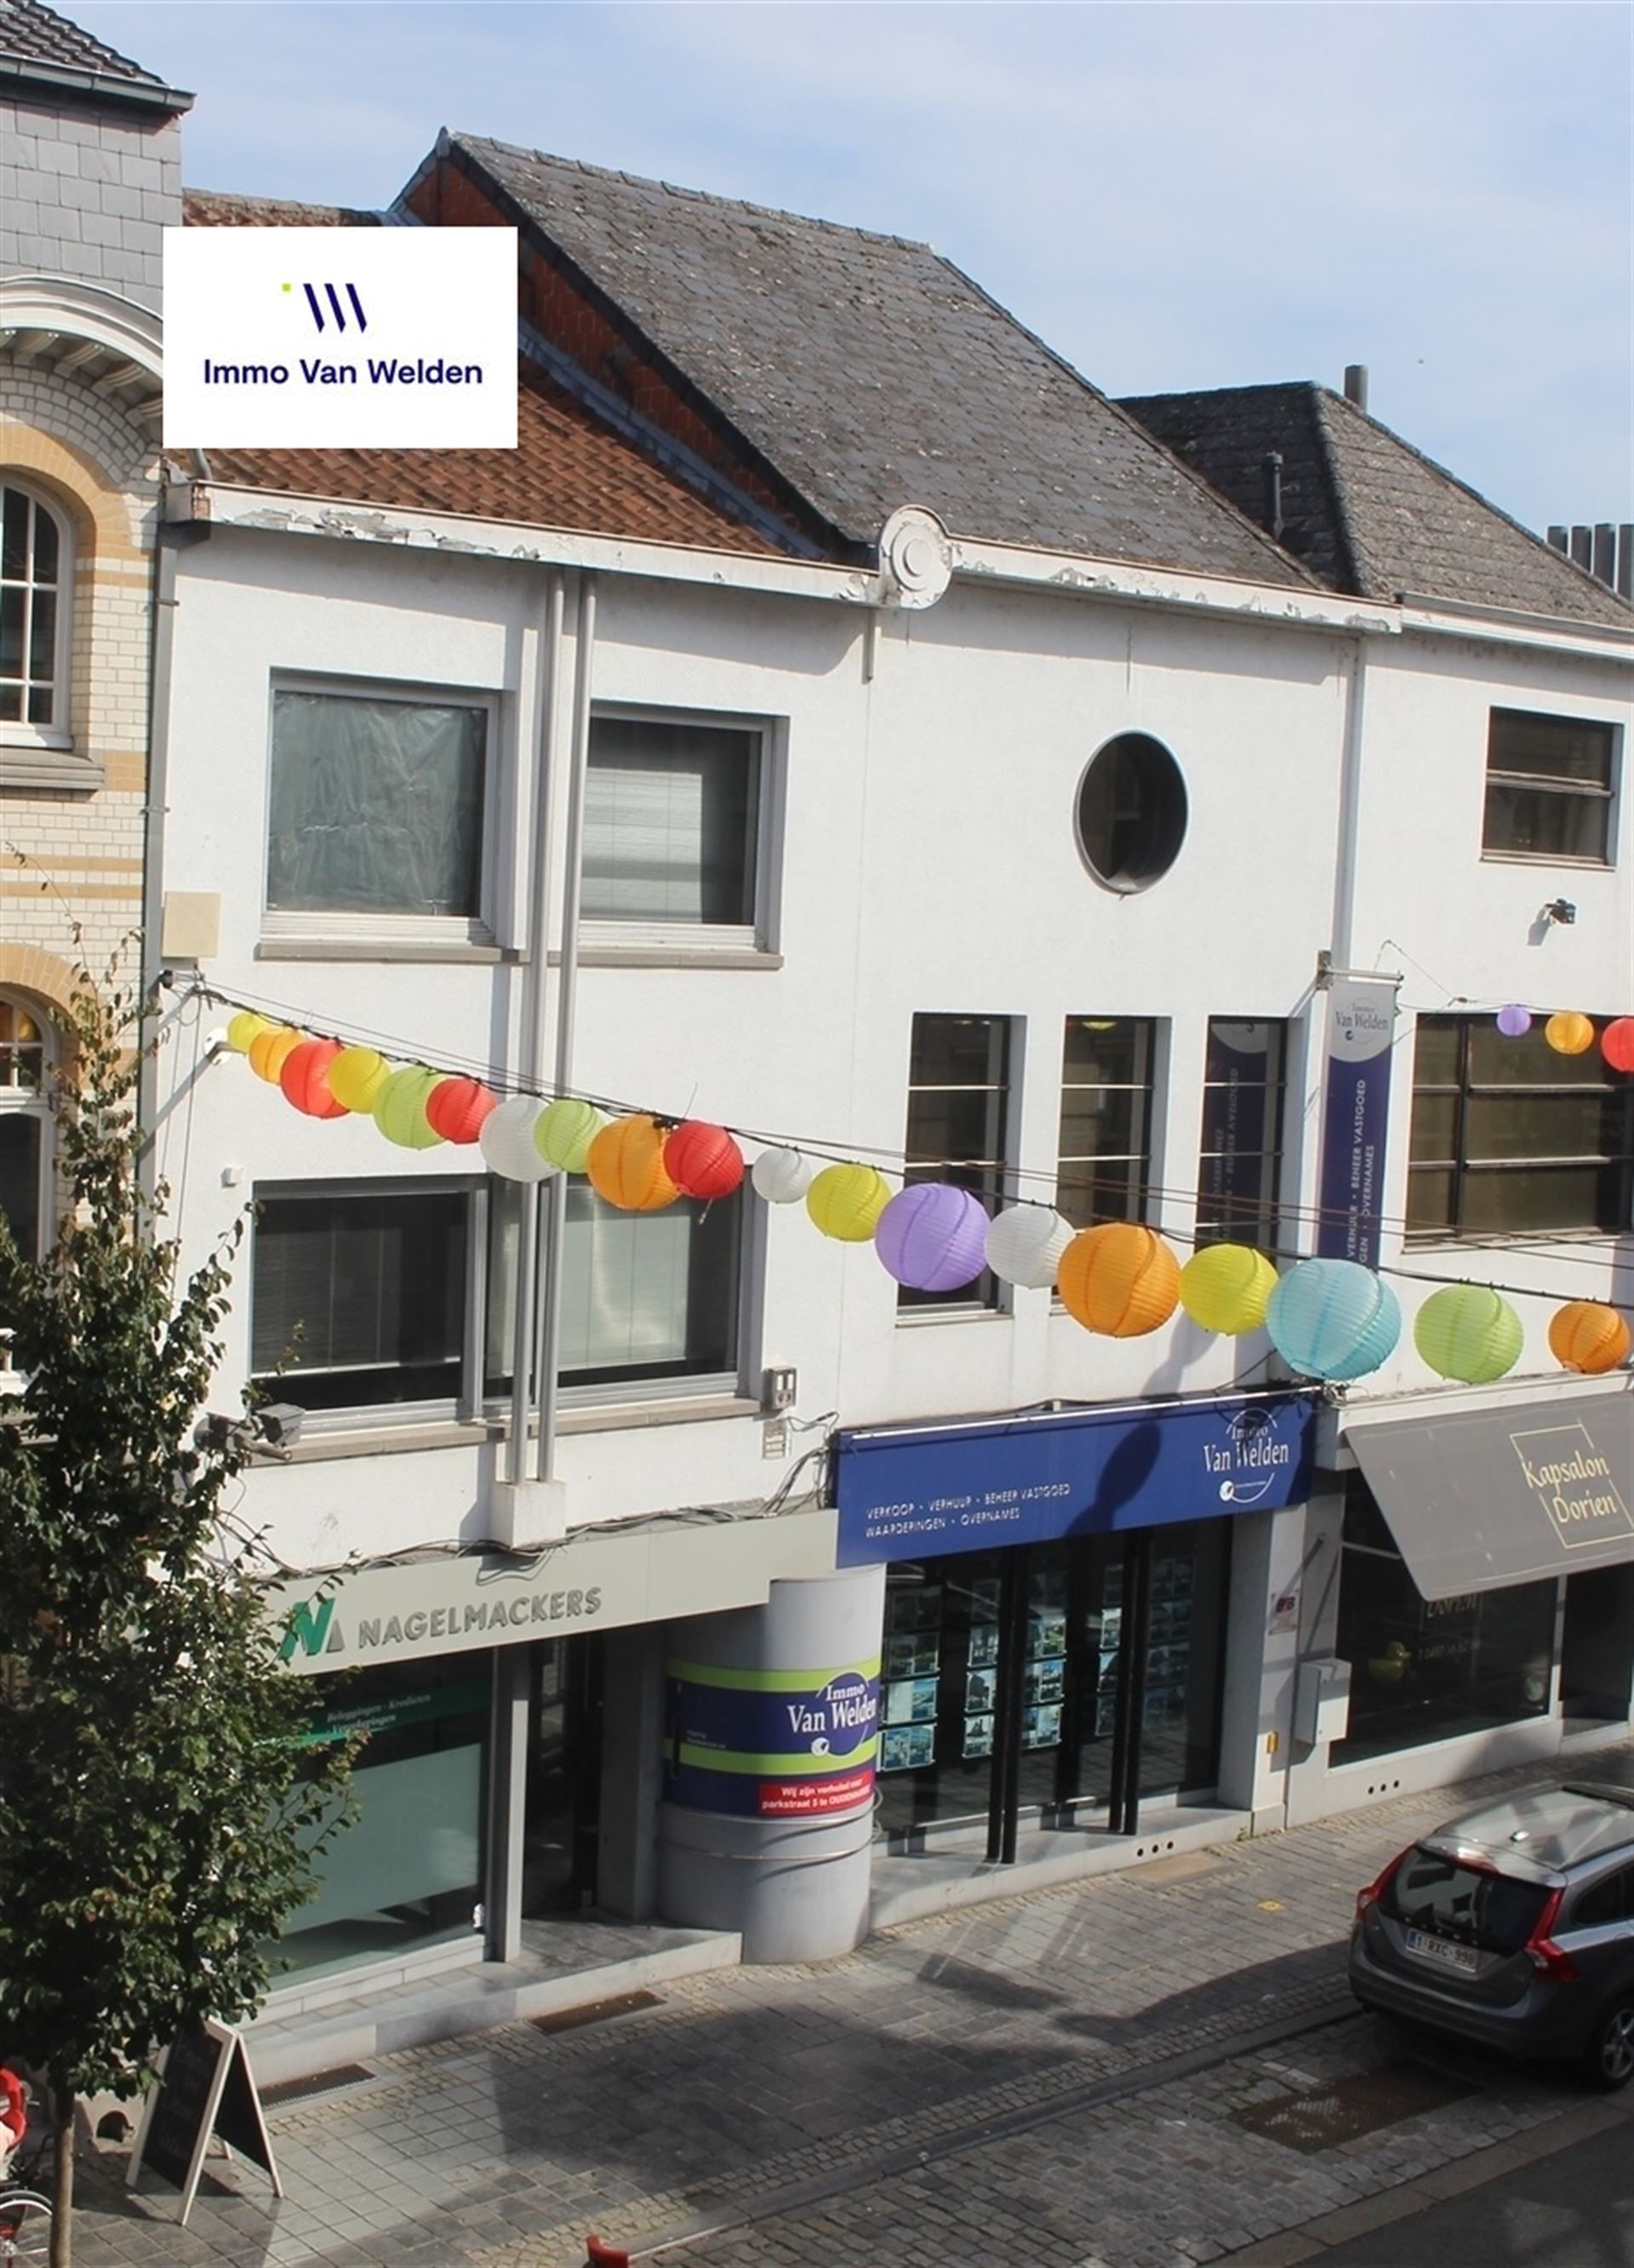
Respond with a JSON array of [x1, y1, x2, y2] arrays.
[[1581, 1997, 1634, 2091]]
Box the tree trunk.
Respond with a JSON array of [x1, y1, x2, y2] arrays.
[[49, 2077, 73, 2268]]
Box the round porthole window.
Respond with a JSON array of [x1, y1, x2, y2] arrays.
[[1075, 733, 1188, 893]]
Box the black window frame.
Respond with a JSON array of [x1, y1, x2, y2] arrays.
[[1196, 1018, 1288, 1250], [1407, 1013, 1634, 1243], [1055, 1016, 1158, 1231], [1483, 708, 1617, 865], [899, 1013, 1014, 1313]]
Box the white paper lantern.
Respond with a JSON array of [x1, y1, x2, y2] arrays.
[[985, 1204, 1073, 1289], [751, 1146, 815, 1203], [480, 1095, 557, 1183]]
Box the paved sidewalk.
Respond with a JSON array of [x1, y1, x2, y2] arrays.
[[61, 1735, 1633, 2268]]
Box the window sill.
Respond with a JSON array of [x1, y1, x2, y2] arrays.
[[256, 938, 511, 964], [550, 947, 784, 972], [895, 1305, 1011, 1327], [1478, 850, 1613, 871], [276, 1394, 761, 1461], [0, 746, 102, 793], [1403, 1226, 1626, 1254]]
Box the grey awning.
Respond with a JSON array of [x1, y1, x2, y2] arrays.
[[1346, 1389, 1634, 1600]]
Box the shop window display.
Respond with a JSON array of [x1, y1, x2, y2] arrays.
[[1333, 1479, 1557, 1763]]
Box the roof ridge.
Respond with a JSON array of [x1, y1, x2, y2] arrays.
[[0, 0, 182, 92], [1313, 383, 1631, 614], [1300, 385, 1368, 597], [457, 133, 934, 258]]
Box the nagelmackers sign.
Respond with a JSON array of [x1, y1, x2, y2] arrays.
[[163, 226, 517, 449]]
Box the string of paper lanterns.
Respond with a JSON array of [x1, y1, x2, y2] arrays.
[[220, 1010, 1631, 1386]]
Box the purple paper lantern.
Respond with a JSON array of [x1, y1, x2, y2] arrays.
[[1496, 1004, 1531, 1038], [874, 1183, 990, 1294]]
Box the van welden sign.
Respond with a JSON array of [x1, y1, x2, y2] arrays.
[[835, 1393, 1317, 1566], [163, 226, 517, 448], [664, 1659, 882, 1819], [1316, 978, 1398, 1269]]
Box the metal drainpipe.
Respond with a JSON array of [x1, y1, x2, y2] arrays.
[[137, 527, 185, 1197], [534, 574, 596, 1481], [506, 574, 566, 1482], [1329, 637, 1368, 971]]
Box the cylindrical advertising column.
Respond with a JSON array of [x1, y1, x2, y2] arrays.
[[655, 1564, 885, 1962]]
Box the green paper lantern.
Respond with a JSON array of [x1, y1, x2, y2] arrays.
[[537, 1097, 607, 1174], [373, 1065, 447, 1151], [1413, 1283, 1523, 1384]]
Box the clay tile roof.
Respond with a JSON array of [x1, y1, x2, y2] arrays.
[[181, 188, 383, 230], [450, 135, 1313, 587], [1120, 382, 1630, 630], [197, 361, 780, 557], [0, 0, 190, 109]]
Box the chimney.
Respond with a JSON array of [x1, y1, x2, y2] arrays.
[[1262, 452, 1285, 542], [1343, 364, 1368, 413]]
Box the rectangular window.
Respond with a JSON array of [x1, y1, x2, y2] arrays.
[[583, 709, 765, 941], [252, 1186, 469, 1412], [1483, 709, 1616, 864], [486, 1180, 743, 1397], [1197, 1020, 1286, 1250], [1056, 1017, 1156, 1228], [1407, 1014, 1634, 1240], [266, 683, 490, 934], [900, 1014, 1011, 1311]]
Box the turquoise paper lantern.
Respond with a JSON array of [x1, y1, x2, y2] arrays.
[[1266, 1259, 1400, 1381]]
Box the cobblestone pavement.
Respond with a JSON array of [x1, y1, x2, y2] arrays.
[[60, 1737, 1632, 2268]]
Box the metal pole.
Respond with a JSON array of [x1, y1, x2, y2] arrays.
[[506, 576, 564, 1482], [535, 574, 596, 1480]]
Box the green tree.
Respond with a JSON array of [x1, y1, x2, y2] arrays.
[[0, 973, 352, 2265]]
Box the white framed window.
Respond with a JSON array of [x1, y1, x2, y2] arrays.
[[263, 677, 499, 945], [580, 706, 777, 951], [0, 993, 55, 1271], [485, 1178, 745, 1404], [1483, 709, 1618, 865], [250, 1180, 477, 1420], [1, 482, 73, 749]]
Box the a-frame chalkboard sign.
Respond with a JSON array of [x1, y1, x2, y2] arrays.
[[128, 2019, 282, 2225]]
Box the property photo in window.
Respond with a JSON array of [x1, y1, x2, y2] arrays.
[[1483, 709, 1617, 864], [900, 1013, 1012, 1310], [1196, 1020, 1286, 1251], [266, 683, 489, 927], [1056, 1018, 1157, 1228], [583, 709, 764, 936], [1407, 1014, 1634, 1239]]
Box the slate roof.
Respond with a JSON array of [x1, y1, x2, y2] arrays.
[[183, 194, 777, 556], [446, 136, 1312, 587], [1120, 383, 1630, 630], [0, 0, 190, 109]]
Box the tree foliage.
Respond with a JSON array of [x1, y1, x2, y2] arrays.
[[0, 972, 352, 2259]]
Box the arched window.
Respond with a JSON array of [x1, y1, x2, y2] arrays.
[[0, 993, 54, 1265], [1, 482, 73, 743]]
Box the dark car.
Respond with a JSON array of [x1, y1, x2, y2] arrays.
[[1349, 1780, 1634, 2088]]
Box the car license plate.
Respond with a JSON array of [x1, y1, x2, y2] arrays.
[[1404, 1927, 1478, 1975]]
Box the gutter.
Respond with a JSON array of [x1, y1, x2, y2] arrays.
[[0, 57, 192, 114], [1396, 590, 1633, 662]]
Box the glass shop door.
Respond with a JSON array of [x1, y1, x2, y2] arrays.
[[522, 1634, 604, 1915]]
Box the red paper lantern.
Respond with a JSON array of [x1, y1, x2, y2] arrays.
[[277, 1037, 345, 1117], [663, 1120, 745, 1201], [1602, 1018, 1634, 1074], [425, 1076, 500, 1145]]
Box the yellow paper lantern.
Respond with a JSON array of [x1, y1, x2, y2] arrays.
[[247, 1025, 303, 1083], [805, 1163, 890, 1242], [536, 1097, 607, 1174], [373, 1065, 446, 1150], [1545, 1011, 1595, 1056], [1059, 1222, 1180, 1336], [586, 1114, 678, 1211], [1548, 1300, 1631, 1375], [225, 1009, 271, 1054], [328, 1047, 391, 1115], [1179, 1243, 1277, 1335]]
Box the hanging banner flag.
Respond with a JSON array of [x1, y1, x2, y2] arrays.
[[1316, 979, 1397, 1268]]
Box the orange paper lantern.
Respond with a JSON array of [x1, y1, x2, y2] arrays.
[[1548, 1301, 1631, 1375], [664, 1120, 745, 1201], [586, 1114, 679, 1211], [278, 1036, 347, 1120], [425, 1077, 500, 1145], [1058, 1222, 1180, 1336], [248, 1025, 303, 1083]]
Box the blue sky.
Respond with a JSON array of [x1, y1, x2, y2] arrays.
[[75, 3, 1632, 539]]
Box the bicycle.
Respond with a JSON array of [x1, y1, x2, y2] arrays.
[[0, 2085, 52, 2263]]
